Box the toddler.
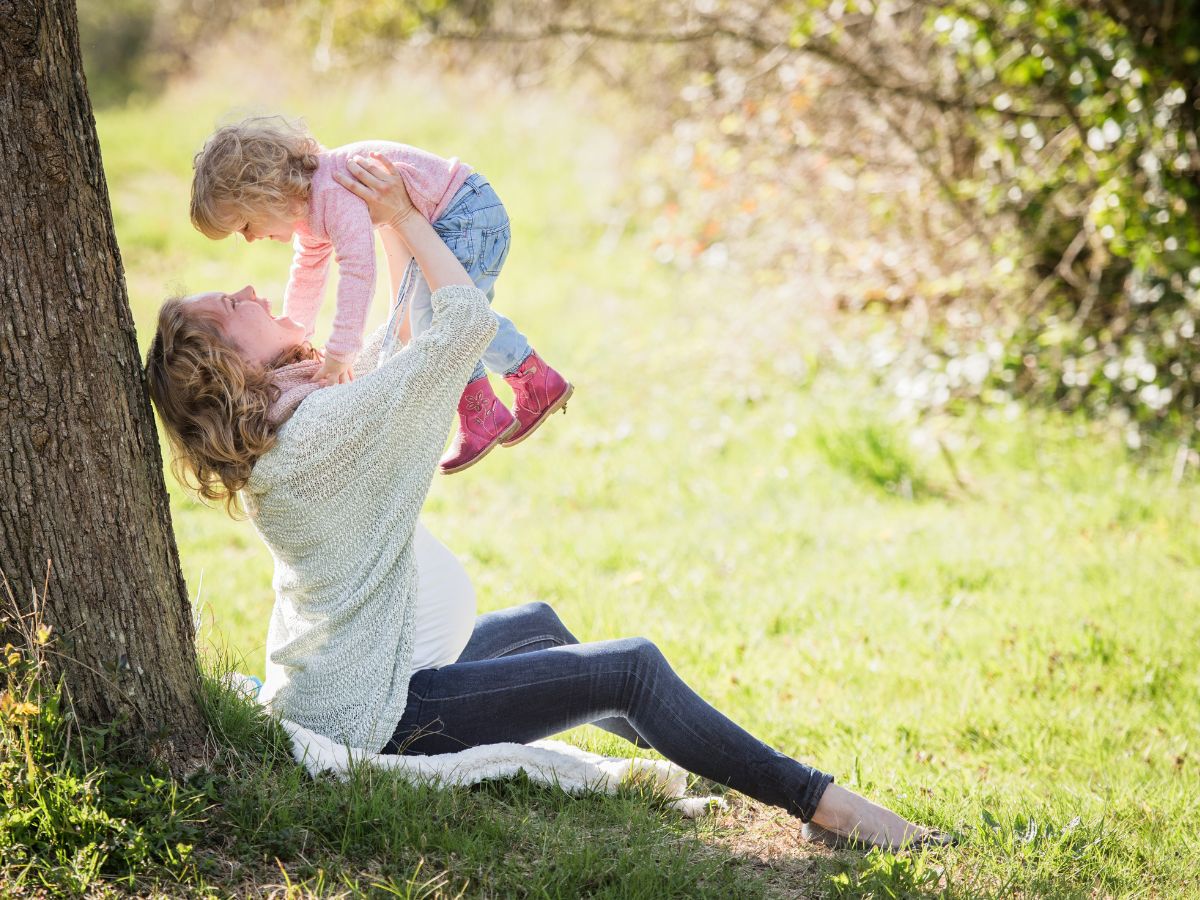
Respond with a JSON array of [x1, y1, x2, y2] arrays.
[[190, 116, 572, 474]]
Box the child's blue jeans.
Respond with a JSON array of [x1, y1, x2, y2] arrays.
[[382, 173, 532, 382], [384, 601, 835, 822]]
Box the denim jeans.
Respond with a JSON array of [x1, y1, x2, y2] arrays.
[[384, 602, 834, 821], [382, 173, 532, 383]]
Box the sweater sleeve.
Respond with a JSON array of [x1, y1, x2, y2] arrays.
[[336, 284, 496, 435], [321, 196, 378, 363], [355, 321, 391, 373], [283, 232, 332, 340]]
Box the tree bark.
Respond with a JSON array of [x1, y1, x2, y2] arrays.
[[0, 0, 204, 763]]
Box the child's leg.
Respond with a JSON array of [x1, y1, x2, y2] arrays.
[[479, 285, 533, 378], [405, 267, 489, 384], [441, 182, 573, 441], [431, 177, 532, 377], [403, 194, 516, 472], [380, 258, 420, 360], [409, 272, 526, 383], [422, 174, 571, 469], [406, 267, 434, 347]]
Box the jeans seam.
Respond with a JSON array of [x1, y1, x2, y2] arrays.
[[493, 633, 566, 658], [416, 667, 619, 703]]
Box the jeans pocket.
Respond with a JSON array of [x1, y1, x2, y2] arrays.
[[479, 223, 510, 277]]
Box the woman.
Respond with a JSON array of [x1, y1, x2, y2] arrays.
[[146, 155, 951, 851]]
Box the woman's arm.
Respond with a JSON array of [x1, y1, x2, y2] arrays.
[[390, 214, 473, 289]]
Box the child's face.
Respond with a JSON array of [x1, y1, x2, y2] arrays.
[[236, 209, 300, 244]]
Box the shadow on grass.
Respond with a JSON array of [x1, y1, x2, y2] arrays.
[[192, 671, 848, 898], [0, 632, 969, 898]]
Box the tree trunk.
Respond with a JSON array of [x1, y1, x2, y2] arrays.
[[0, 0, 205, 763]]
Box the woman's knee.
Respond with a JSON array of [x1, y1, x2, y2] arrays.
[[617, 636, 667, 669], [516, 601, 575, 641]]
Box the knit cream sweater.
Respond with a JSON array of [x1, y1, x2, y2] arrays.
[[246, 284, 497, 753]]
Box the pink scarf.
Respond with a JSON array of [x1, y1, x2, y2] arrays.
[[268, 360, 324, 427]]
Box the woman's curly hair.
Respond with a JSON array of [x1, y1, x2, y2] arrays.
[[190, 115, 321, 239], [145, 296, 317, 517]]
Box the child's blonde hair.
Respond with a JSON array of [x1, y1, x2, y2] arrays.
[[190, 115, 321, 240]]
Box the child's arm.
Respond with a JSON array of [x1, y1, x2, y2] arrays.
[[283, 233, 332, 341], [314, 197, 378, 384], [379, 223, 414, 346]]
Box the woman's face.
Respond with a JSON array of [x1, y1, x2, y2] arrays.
[[187, 285, 306, 366]]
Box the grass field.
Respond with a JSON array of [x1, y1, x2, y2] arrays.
[[62, 45, 1200, 897]]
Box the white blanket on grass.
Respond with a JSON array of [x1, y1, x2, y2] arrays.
[[278, 718, 726, 818]]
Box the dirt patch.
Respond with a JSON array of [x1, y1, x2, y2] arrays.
[[697, 796, 842, 899]]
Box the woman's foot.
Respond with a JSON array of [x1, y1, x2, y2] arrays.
[[501, 350, 573, 447], [804, 784, 956, 851], [440, 377, 519, 474]]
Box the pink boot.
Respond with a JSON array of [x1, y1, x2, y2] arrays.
[[502, 351, 574, 447], [439, 377, 519, 474]]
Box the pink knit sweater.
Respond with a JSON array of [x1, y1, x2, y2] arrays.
[[283, 141, 472, 362]]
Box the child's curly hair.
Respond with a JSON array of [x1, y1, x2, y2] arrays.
[[190, 115, 321, 240], [145, 296, 318, 517]]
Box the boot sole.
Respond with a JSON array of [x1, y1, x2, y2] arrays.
[[439, 419, 521, 475], [500, 384, 575, 448]]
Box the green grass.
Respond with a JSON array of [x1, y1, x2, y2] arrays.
[[6, 42, 1196, 897]]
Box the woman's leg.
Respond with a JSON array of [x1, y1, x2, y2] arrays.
[[453, 602, 648, 747], [388, 636, 833, 821], [393, 635, 936, 843]]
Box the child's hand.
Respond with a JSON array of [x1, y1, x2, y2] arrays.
[[313, 354, 354, 386]]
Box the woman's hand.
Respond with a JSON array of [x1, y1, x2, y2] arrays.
[[339, 152, 473, 293], [334, 152, 418, 229]]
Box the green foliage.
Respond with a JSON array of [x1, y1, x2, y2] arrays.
[[76, 0, 459, 107], [640, 0, 1200, 445], [925, 0, 1200, 444]]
